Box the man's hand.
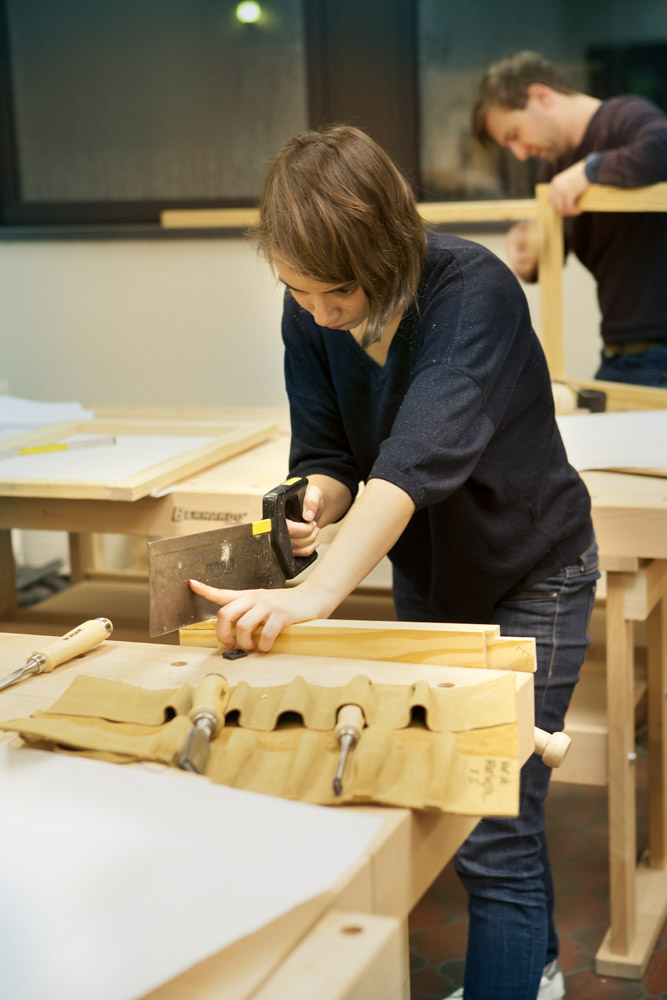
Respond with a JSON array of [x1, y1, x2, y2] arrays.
[[287, 480, 323, 557], [188, 578, 332, 652], [548, 160, 589, 216], [506, 221, 539, 280]]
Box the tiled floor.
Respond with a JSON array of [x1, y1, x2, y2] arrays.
[[408, 731, 667, 999]]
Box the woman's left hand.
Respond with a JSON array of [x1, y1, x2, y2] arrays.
[[188, 578, 330, 652]]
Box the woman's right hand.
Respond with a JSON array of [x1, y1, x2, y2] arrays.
[[287, 481, 323, 556]]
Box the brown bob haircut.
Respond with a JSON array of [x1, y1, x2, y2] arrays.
[[472, 51, 577, 147], [252, 125, 427, 341]]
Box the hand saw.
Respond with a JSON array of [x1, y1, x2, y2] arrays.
[[147, 477, 317, 636]]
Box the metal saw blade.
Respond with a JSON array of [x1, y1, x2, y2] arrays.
[[148, 520, 285, 636]]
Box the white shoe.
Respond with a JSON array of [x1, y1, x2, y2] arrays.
[[444, 958, 565, 999], [538, 960, 566, 1000]]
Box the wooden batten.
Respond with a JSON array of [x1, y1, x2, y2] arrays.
[[180, 618, 537, 673]]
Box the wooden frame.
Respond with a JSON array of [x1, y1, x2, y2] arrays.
[[0, 417, 275, 501], [536, 181, 667, 379], [162, 182, 667, 387]]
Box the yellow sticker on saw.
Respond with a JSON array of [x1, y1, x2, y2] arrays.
[[251, 518, 272, 535]]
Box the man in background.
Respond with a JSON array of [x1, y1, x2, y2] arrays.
[[473, 51, 667, 387]]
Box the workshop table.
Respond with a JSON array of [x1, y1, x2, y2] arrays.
[[1, 401, 667, 978], [0, 629, 535, 1000]]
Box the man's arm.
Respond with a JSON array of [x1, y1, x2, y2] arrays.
[[549, 99, 667, 216]]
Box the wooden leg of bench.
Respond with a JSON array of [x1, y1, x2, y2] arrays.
[[606, 571, 637, 956]]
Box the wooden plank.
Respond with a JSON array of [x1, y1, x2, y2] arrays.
[[161, 207, 259, 229], [598, 554, 640, 574], [535, 185, 565, 379], [583, 472, 667, 561], [180, 618, 537, 673], [252, 910, 408, 1000], [419, 199, 537, 224], [551, 666, 647, 787], [68, 532, 104, 583], [647, 595, 667, 870], [161, 199, 539, 231], [622, 560, 667, 621], [0, 418, 276, 501], [605, 572, 638, 956], [0, 528, 17, 619], [577, 181, 667, 214], [596, 859, 667, 979], [160, 186, 667, 233], [485, 635, 537, 673], [140, 894, 333, 1000]]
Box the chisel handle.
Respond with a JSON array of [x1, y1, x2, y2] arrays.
[[29, 618, 113, 673], [534, 726, 571, 768], [334, 704, 365, 743], [190, 673, 231, 735]]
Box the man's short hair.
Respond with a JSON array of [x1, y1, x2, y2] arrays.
[[472, 51, 577, 146]]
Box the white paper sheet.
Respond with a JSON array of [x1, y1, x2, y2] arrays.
[[557, 410, 667, 471], [0, 433, 216, 481], [0, 395, 93, 441], [0, 747, 384, 1000]]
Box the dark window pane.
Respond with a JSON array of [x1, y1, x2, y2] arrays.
[[416, 0, 667, 201], [6, 0, 308, 205]]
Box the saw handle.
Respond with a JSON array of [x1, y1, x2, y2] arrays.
[[534, 727, 571, 768], [30, 618, 113, 673], [262, 477, 318, 580], [190, 673, 231, 735]]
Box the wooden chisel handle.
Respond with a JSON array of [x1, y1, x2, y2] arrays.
[[190, 673, 231, 735], [334, 704, 365, 742], [534, 727, 571, 768], [30, 618, 113, 673]]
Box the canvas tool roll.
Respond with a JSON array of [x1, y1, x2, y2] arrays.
[[0, 672, 521, 815]]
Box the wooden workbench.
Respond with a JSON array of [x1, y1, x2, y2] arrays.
[[1, 398, 667, 978], [0, 629, 535, 1000]]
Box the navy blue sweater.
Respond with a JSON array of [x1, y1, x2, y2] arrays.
[[283, 234, 592, 622]]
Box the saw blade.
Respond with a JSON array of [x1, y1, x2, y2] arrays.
[[147, 519, 286, 636]]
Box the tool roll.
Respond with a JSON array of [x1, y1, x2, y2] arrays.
[[0, 672, 521, 816]]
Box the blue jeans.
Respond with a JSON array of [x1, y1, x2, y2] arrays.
[[394, 539, 600, 1000], [595, 344, 667, 387]]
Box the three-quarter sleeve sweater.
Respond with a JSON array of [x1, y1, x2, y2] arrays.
[[283, 233, 593, 623], [544, 95, 667, 347]]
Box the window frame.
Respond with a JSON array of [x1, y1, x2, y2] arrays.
[[0, 0, 419, 231]]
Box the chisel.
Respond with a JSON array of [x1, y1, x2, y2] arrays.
[[0, 618, 113, 692], [177, 673, 230, 774], [332, 704, 365, 796]]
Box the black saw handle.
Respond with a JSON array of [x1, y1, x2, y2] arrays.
[[262, 477, 319, 580]]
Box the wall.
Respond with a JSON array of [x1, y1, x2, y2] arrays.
[[2, 229, 600, 571], [0, 230, 600, 407], [1, 237, 289, 407]]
